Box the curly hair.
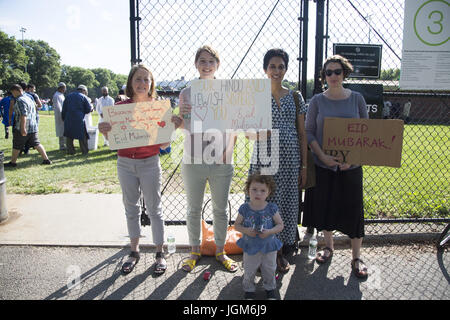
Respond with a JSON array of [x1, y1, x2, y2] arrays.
[[320, 54, 354, 86], [245, 172, 276, 197]]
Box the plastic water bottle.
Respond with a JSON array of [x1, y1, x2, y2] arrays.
[[167, 234, 176, 254], [308, 234, 317, 260]]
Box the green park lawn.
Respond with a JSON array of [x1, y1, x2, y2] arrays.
[[0, 112, 448, 219]]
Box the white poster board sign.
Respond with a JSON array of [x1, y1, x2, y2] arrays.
[[190, 79, 272, 132], [102, 100, 175, 150], [400, 0, 450, 90]]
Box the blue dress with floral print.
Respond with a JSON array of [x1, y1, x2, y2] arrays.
[[237, 202, 283, 255]]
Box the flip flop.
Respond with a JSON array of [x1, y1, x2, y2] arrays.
[[216, 252, 238, 273], [121, 251, 140, 275], [182, 252, 201, 272]]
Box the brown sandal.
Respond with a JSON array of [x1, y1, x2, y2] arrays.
[[276, 251, 290, 273], [351, 258, 368, 279], [316, 247, 333, 264]]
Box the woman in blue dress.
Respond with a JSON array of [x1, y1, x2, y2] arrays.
[[248, 48, 308, 273]]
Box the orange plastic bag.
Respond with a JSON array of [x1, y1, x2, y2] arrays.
[[200, 199, 243, 256], [200, 220, 243, 256]]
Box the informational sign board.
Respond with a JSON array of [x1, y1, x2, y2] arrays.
[[400, 0, 450, 90], [333, 44, 382, 78], [322, 118, 404, 167], [344, 84, 384, 119], [190, 79, 272, 132], [102, 100, 175, 150]]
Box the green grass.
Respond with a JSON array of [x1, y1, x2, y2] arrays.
[[0, 113, 448, 219]]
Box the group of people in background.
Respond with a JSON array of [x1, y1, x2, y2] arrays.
[[383, 99, 412, 123], [96, 46, 370, 301], [0, 81, 123, 165]]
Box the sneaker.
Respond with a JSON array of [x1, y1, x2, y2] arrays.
[[265, 290, 277, 300], [42, 159, 52, 165], [4, 161, 17, 168], [244, 292, 256, 300]]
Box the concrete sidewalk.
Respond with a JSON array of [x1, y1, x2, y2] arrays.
[[0, 193, 192, 247]]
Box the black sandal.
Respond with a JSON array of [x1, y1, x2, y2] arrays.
[[316, 247, 333, 264], [121, 251, 140, 275], [351, 258, 368, 279], [154, 252, 167, 275], [276, 250, 290, 273]]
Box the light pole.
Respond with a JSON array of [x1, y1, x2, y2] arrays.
[[365, 14, 373, 44], [19, 27, 27, 73]]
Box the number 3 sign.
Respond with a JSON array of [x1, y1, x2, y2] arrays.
[[414, 0, 449, 47]]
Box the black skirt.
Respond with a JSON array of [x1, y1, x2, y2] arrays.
[[302, 165, 365, 239]]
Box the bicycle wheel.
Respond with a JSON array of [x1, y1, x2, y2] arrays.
[[437, 223, 450, 250]]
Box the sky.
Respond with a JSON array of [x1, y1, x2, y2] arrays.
[[0, 0, 404, 82], [0, 0, 131, 76]]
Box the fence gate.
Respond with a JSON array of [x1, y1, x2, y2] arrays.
[[131, 0, 449, 234]]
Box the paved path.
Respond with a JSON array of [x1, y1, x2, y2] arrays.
[[0, 193, 449, 301]]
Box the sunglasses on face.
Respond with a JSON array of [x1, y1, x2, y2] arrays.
[[325, 69, 343, 76]]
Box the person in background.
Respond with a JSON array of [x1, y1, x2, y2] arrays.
[[403, 99, 411, 124], [99, 64, 175, 276], [0, 91, 13, 139], [96, 86, 115, 146], [383, 100, 391, 119], [4, 84, 51, 167], [62, 85, 92, 155], [303, 55, 369, 279], [53, 82, 67, 150], [115, 86, 128, 103]]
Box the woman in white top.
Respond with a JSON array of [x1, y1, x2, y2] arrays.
[[172, 45, 238, 273]]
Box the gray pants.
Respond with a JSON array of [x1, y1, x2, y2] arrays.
[[181, 163, 234, 247], [117, 155, 164, 245], [66, 136, 88, 154], [243, 251, 277, 292]]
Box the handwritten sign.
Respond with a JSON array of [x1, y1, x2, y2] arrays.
[[102, 100, 175, 150], [190, 79, 272, 132], [323, 118, 404, 167]]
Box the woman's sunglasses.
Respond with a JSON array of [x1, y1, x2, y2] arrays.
[[325, 69, 343, 76]]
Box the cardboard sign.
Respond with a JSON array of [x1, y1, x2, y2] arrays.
[[102, 100, 175, 150], [323, 118, 404, 167], [190, 79, 272, 132]]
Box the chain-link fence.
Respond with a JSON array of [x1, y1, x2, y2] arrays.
[[324, 0, 449, 235], [132, 0, 449, 235]]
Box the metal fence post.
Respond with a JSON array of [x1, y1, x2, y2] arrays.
[[313, 0, 325, 95], [0, 151, 8, 223]]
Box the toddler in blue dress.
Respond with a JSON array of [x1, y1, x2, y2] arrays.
[[235, 172, 284, 300]]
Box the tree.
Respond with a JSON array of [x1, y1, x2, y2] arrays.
[[0, 30, 29, 91], [380, 68, 400, 81], [22, 39, 61, 93], [60, 65, 98, 89], [22, 40, 61, 91]]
